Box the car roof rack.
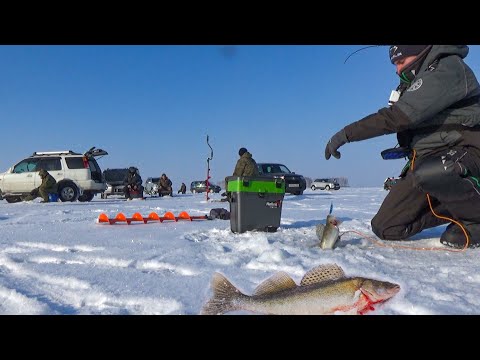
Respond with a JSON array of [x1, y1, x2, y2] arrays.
[[32, 150, 80, 156]]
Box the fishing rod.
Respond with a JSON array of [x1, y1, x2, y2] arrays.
[[206, 135, 213, 201], [343, 45, 385, 64]]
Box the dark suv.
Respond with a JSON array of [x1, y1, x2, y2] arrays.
[[256, 163, 306, 195], [190, 181, 221, 194]]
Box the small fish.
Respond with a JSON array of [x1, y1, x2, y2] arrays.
[[316, 214, 341, 249], [201, 264, 400, 315]]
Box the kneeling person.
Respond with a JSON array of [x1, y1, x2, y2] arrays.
[[158, 173, 173, 197], [24, 169, 57, 203]]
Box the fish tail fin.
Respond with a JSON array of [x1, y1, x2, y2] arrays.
[[201, 272, 243, 315]]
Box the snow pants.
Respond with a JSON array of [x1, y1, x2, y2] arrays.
[[371, 146, 480, 240]]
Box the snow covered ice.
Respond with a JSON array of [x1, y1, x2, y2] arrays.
[[1, 188, 479, 315]]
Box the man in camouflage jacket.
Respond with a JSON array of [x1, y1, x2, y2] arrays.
[[24, 168, 57, 202]]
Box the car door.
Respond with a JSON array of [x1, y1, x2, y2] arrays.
[[84, 148, 108, 183], [2, 158, 40, 192]]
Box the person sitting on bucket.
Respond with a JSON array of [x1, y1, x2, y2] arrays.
[[123, 166, 143, 200], [24, 168, 57, 203], [158, 173, 173, 197]]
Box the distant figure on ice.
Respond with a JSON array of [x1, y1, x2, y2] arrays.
[[178, 182, 187, 194], [123, 166, 143, 200], [158, 173, 173, 197], [24, 169, 57, 203]]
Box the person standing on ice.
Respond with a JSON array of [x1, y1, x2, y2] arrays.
[[233, 147, 259, 177]]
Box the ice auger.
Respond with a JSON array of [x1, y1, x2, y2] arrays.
[[97, 211, 208, 225]]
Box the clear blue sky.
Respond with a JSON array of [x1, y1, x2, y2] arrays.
[[1, 45, 480, 187]]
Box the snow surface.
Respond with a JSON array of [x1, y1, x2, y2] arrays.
[[1, 188, 478, 315]]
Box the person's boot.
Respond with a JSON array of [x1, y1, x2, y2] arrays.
[[440, 222, 480, 249]]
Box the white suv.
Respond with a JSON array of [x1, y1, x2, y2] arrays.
[[311, 178, 340, 191], [0, 147, 108, 203]]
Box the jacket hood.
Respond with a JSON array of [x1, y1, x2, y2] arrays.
[[423, 45, 469, 66], [242, 152, 252, 159]]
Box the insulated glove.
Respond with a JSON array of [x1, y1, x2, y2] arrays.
[[325, 129, 349, 160]]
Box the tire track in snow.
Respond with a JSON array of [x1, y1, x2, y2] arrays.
[[0, 254, 181, 314]]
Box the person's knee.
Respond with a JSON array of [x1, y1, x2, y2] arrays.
[[371, 216, 409, 240], [371, 216, 388, 239]]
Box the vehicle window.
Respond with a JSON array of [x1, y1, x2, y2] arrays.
[[37, 157, 62, 171], [152, 178, 160, 183], [88, 159, 101, 172], [88, 159, 102, 181], [103, 169, 128, 183], [13, 159, 39, 173], [278, 165, 291, 173], [65, 157, 86, 169]]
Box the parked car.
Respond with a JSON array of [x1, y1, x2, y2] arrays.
[[144, 177, 160, 196], [256, 163, 306, 195], [311, 178, 340, 191], [0, 147, 108, 203], [190, 181, 221, 194], [101, 168, 129, 198]]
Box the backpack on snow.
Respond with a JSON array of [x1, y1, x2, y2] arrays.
[[208, 208, 230, 220]]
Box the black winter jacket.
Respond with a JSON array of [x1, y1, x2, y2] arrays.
[[124, 172, 142, 186], [343, 45, 480, 157]]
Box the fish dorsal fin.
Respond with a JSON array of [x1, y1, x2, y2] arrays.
[[300, 264, 346, 286], [252, 272, 297, 296]]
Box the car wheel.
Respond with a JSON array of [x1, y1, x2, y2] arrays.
[[325, 185, 330, 190], [5, 196, 22, 203], [311, 185, 316, 190], [78, 192, 95, 202], [294, 191, 303, 195], [58, 181, 79, 202], [192, 189, 197, 194]]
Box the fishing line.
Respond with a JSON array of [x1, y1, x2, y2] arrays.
[[343, 45, 385, 64], [341, 230, 467, 252], [340, 150, 469, 252]]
